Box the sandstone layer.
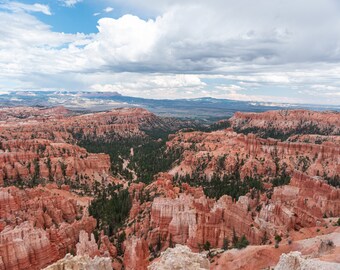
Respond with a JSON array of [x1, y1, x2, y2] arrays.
[[0, 185, 97, 270], [148, 244, 209, 270], [275, 251, 340, 270], [229, 110, 340, 136], [42, 254, 112, 270], [121, 171, 340, 268], [167, 129, 339, 179]]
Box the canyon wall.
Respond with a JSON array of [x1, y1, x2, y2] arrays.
[[229, 110, 340, 136], [167, 129, 339, 179], [0, 185, 96, 270]]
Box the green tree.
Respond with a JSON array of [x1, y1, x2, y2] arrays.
[[222, 237, 229, 250]]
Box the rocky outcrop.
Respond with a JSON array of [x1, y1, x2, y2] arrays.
[[287, 134, 340, 144], [99, 233, 117, 258], [0, 184, 97, 270], [254, 171, 339, 235], [167, 129, 339, 179], [123, 171, 340, 266], [0, 106, 198, 186], [0, 139, 111, 186], [275, 251, 340, 270], [0, 185, 85, 229], [123, 237, 150, 270], [0, 107, 197, 143], [270, 172, 340, 220], [0, 222, 58, 270], [148, 245, 209, 270], [0, 218, 97, 270], [229, 110, 340, 136], [150, 191, 261, 249], [42, 254, 112, 270], [76, 230, 100, 258], [212, 228, 340, 270], [0, 106, 70, 121]]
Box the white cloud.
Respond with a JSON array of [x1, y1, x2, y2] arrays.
[[60, 0, 82, 7], [89, 74, 206, 98], [88, 15, 159, 63], [217, 85, 244, 93], [1, 0, 340, 104], [0, 2, 51, 15], [104, 7, 114, 13], [93, 6, 114, 17]]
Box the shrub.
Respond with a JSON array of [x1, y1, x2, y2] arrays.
[[234, 235, 249, 249], [222, 238, 229, 250], [275, 234, 282, 243]]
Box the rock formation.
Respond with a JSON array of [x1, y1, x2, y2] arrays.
[[229, 110, 340, 136], [0, 106, 196, 143], [0, 184, 97, 270], [42, 254, 112, 270], [150, 188, 262, 248], [121, 171, 340, 268], [275, 251, 340, 270], [0, 106, 197, 186], [212, 228, 340, 270], [148, 245, 209, 270], [167, 129, 339, 179], [0, 218, 97, 270], [0, 185, 89, 229], [0, 107, 339, 270], [0, 106, 71, 121], [0, 222, 58, 270], [76, 230, 100, 258], [123, 237, 150, 270], [0, 139, 111, 186]]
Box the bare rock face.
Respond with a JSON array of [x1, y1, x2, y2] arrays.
[[275, 251, 340, 270], [0, 106, 70, 121], [123, 171, 340, 267], [229, 110, 340, 136], [148, 245, 209, 270], [99, 233, 117, 258], [123, 237, 150, 270], [42, 254, 112, 270], [76, 230, 100, 258], [150, 172, 337, 246], [0, 185, 84, 229], [0, 185, 97, 270], [0, 222, 59, 270], [0, 139, 111, 186], [0, 218, 97, 270], [0, 106, 193, 144], [270, 172, 340, 222], [0, 106, 194, 186], [167, 129, 339, 179], [287, 134, 340, 144], [150, 190, 261, 248]]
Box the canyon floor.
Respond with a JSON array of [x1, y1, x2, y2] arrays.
[[0, 106, 339, 270]]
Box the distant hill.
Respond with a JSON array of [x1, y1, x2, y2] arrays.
[[0, 91, 338, 121]]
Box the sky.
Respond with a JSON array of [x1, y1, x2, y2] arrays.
[[0, 0, 340, 105]]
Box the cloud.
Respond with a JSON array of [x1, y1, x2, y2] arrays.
[[0, 1, 51, 15], [90, 74, 206, 98], [59, 0, 82, 7], [1, 0, 340, 104], [93, 6, 114, 16], [104, 7, 114, 13]]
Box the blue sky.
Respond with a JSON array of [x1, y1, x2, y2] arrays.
[[0, 0, 340, 105]]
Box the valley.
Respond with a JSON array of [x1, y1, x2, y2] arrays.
[[0, 106, 339, 269]]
